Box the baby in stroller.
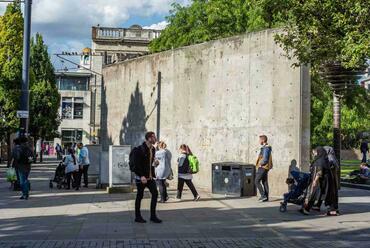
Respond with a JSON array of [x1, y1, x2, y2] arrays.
[[49, 161, 67, 189], [279, 170, 311, 212]]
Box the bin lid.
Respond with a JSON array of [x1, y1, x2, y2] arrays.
[[212, 162, 254, 167]]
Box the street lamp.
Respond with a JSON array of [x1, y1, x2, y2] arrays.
[[319, 62, 365, 176]]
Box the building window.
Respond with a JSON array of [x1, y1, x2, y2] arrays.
[[58, 76, 89, 91], [73, 97, 84, 119], [61, 129, 83, 148], [62, 97, 84, 119], [106, 55, 112, 64], [61, 97, 73, 119]]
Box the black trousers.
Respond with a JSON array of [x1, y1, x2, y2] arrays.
[[177, 178, 198, 199], [157, 179, 168, 201], [66, 171, 79, 189], [81, 165, 89, 187], [135, 179, 158, 219], [255, 167, 269, 199]]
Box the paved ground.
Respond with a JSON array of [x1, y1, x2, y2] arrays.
[[0, 160, 369, 248]]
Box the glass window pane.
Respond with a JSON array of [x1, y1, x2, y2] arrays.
[[59, 77, 89, 91], [74, 97, 84, 119], [62, 97, 73, 119]]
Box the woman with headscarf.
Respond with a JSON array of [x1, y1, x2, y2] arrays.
[[323, 146, 340, 216], [300, 146, 328, 215]]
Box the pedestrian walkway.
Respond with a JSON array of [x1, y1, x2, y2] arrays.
[[0, 161, 369, 248]]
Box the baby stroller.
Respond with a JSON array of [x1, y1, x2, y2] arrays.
[[49, 161, 67, 189], [279, 171, 311, 212]]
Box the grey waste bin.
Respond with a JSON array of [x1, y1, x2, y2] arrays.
[[212, 162, 256, 197]]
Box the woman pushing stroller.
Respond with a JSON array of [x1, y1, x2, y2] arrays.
[[300, 146, 339, 216]]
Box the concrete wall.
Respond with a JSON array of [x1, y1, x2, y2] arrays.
[[101, 29, 311, 196]]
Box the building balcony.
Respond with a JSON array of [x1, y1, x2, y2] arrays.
[[92, 25, 161, 43]]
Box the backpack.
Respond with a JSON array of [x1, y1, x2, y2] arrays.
[[16, 145, 33, 165], [188, 154, 200, 174], [129, 146, 143, 172]]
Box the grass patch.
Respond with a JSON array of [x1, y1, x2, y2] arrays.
[[341, 160, 361, 178]]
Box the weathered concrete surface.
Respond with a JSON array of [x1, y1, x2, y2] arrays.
[[102, 29, 311, 196]]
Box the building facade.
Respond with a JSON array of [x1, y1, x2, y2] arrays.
[[54, 51, 93, 149]]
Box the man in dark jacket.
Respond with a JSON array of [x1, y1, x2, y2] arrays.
[[133, 131, 161, 223], [11, 137, 33, 200], [255, 135, 272, 202]]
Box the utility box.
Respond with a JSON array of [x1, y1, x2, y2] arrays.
[[212, 162, 256, 197]]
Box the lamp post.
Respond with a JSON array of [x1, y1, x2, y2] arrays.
[[19, 0, 32, 136], [320, 62, 365, 179]]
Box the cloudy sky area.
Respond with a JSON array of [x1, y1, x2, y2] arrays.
[[0, 0, 188, 70]]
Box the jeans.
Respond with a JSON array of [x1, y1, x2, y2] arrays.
[[135, 179, 158, 219], [255, 167, 269, 199], [177, 178, 198, 199], [18, 170, 30, 197], [82, 165, 89, 187], [66, 171, 79, 189], [362, 152, 367, 163], [157, 179, 168, 201]]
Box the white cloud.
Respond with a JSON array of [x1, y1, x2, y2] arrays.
[[143, 21, 168, 30]]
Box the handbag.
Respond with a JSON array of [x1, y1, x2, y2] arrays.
[[6, 168, 17, 182], [167, 168, 174, 180]]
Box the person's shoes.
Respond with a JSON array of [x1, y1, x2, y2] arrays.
[[158, 200, 166, 203], [150, 217, 162, 223], [83, 185, 88, 188], [24, 195, 29, 200], [299, 208, 310, 215], [165, 196, 169, 202], [259, 197, 268, 202], [135, 217, 147, 223], [194, 195, 200, 201], [19, 195, 25, 200], [311, 206, 320, 212], [75, 187, 80, 191], [258, 197, 264, 202]]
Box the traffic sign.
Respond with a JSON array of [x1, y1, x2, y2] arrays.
[[16, 110, 29, 118]]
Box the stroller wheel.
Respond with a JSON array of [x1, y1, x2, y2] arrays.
[[49, 180, 53, 189], [279, 203, 287, 212]]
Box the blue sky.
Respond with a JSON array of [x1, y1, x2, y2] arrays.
[[0, 0, 189, 70]]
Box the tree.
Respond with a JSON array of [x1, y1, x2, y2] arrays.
[[149, 0, 284, 52], [0, 2, 23, 165], [29, 33, 61, 162]]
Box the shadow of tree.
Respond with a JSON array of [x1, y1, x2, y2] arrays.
[[119, 82, 147, 147]]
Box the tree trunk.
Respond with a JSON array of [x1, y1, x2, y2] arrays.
[[33, 137, 38, 163], [333, 93, 341, 186], [40, 138, 44, 163], [6, 133, 11, 167]]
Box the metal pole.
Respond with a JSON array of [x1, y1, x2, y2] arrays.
[[156, 72, 161, 140], [20, 0, 32, 135], [333, 93, 341, 182]]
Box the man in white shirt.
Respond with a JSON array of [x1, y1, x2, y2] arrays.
[[77, 143, 90, 188]]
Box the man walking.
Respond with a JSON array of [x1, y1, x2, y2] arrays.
[[255, 135, 273, 202], [77, 143, 90, 188], [11, 137, 33, 200], [131, 131, 161, 223]]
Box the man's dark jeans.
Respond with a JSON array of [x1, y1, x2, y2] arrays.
[[255, 167, 269, 199], [82, 165, 89, 187], [18, 170, 30, 197], [135, 179, 158, 219], [362, 152, 367, 163]]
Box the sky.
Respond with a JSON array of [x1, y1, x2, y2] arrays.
[[0, 0, 188, 70]]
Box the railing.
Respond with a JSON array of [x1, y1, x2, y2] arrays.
[[92, 26, 161, 41]]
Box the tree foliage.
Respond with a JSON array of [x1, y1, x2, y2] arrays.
[[274, 0, 370, 69], [0, 2, 23, 139], [149, 0, 286, 52], [0, 2, 60, 146], [29, 33, 61, 141]]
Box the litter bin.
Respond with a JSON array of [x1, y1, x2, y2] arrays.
[[212, 162, 256, 197]]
